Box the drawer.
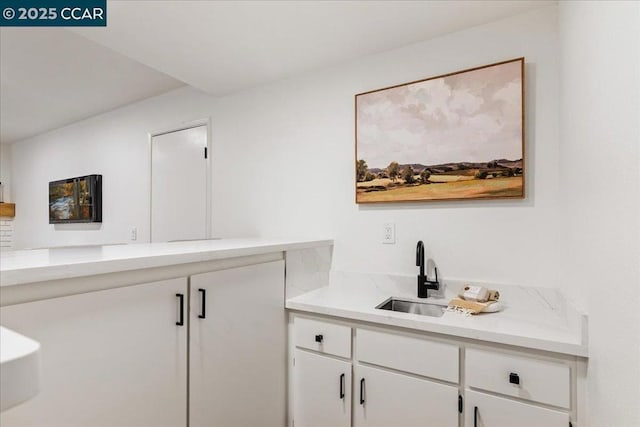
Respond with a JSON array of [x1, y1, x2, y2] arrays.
[[464, 390, 569, 427], [466, 348, 570, 409], [294, 317, 351, 358], [356, 328, 459, 383]]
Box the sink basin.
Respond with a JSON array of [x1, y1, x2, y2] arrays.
[[376, 297, 445, 318]]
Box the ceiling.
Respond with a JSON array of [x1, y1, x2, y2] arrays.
[[0, 28, 184, 143], [1, 0, 554, 144], [74, 0, 553, 95]]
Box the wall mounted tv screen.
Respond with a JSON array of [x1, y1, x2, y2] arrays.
[[49, 175, 102, 224]]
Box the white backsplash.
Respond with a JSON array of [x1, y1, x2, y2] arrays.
[[285, 245, 333, 298]]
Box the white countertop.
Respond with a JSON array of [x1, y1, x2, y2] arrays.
[[286, 271, 588, 357], [0, 238, 332, 287], [0, 326, 41, 412]]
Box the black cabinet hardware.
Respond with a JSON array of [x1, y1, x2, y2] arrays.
[[339, 373, 345, 399], [359, 378, 365, 405], [474, 406, 478, 427], [198, 288, 206, 319], [176, 293, 184, 326], [315, 334, 323, 343], [416, 240, 440, 298], [458, 395, 463, 413], [509, 372, 520, 385]]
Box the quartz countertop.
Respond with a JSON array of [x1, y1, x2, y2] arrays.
[[0, 326, 40, 412], [286, 271, 588, 357], [0, 238, 332, 287]]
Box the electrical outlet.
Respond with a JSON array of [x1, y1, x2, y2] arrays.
[[382, 222, 395, 244], [130, 227, 137, 241]]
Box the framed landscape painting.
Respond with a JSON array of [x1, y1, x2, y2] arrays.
[[355, 57, 525, 203]]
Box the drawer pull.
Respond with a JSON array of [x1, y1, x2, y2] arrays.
[[175, 293, 184, 326], [198, 288, 206, 319], [315, 334, 324, 343], [509, 372, 520, 385], [339, 373, 345, 399]]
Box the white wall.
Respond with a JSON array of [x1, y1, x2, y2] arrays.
[[12, 6, 562, 288], [0, 144, 12, 202], [9, 87, 216, 248], [7, 5, 640, 424], [559, 2, 640, 425], [210, 6, 561, 286]]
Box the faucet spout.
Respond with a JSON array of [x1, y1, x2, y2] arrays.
[[416, 240, 425, 277], [416, 240, 439, 298]]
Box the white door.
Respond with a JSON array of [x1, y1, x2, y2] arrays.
[[293, 349, 351, 427], [151, 125, 208, 242], [354, 364, 459, 427], [189, 260, 286, 427], [464, 390, 569, 427], [0, 278, 188, 427]]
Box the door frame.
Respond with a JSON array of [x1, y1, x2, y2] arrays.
[[148, 117, 212, 242]]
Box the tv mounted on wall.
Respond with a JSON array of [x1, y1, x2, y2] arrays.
[[49, 175, 102, 224]]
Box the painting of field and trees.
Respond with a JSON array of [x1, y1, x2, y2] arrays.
[[355, 58, 524, 203]]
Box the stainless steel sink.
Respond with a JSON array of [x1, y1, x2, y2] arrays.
[[376, 297, 445, 317]]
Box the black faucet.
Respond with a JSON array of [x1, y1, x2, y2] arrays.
[[416, 240, 439, 298]]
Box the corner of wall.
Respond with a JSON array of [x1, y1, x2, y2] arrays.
[[0, 143, 13, 203]]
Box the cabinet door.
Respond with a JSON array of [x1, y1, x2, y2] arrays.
[[293, 349, 351, 427], [0, 278, 188, 427], [354, 364, 458, 427], [464, 390, 569, 427], [189, 260, 286, 427]]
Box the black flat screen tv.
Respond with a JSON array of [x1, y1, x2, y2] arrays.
[[49, 175, 102, 224]]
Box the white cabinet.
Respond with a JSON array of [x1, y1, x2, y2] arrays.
[[356, 328, 459, 383], [290, 315, 578, 427], [0, 260, 287, 426], [354, 328, 459, 427], [293, 349, 351, 427], [466, 347, 570, 409], [464, 390, 569, 427], [354, 364, 458, 427], [292, 317, 460, 427], [189, 260, 286, 427], [292, 317, 352, 427], [464, 347, 572, 427], [0, 278, 188, 427], [294, 317, 351, 358]]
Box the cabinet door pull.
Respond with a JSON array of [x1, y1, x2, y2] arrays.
[[339, 373, 345, 399], [458, 395, 463, 413], [198, 288, 206, 319], [474, 406, 478, 427], [315, 334, 323, 343], [509, 372, 520, 385], [176, 293, 184, 326], [359, 378, 365, 405]]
